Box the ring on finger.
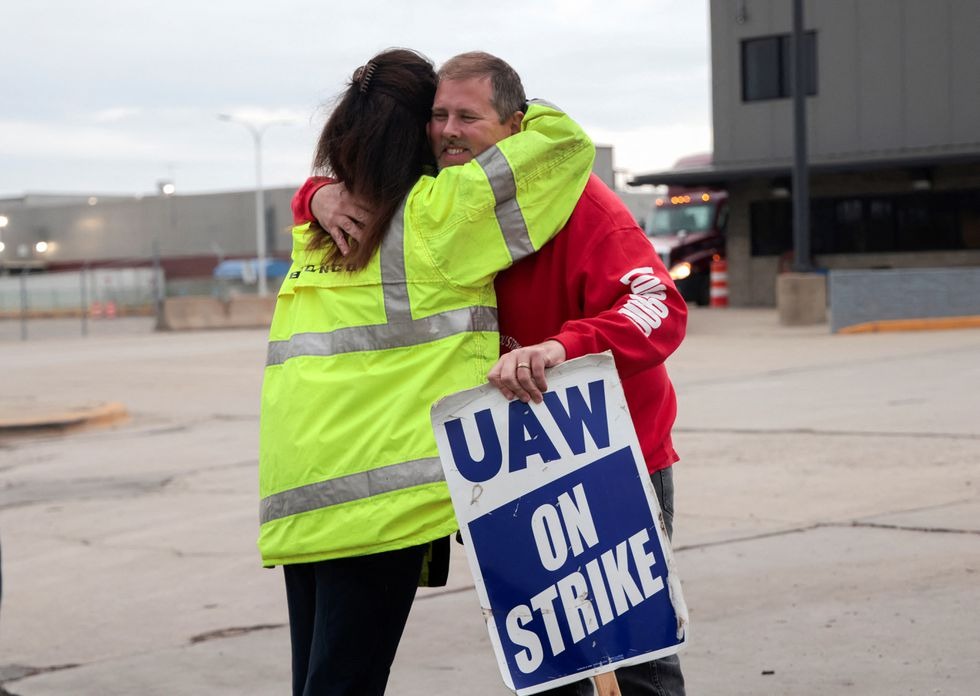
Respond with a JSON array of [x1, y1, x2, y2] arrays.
[[516, 363, 531, 370]]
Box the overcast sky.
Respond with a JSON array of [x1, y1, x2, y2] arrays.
[[1, 0, 711, 198]]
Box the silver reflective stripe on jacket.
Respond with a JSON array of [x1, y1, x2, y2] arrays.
[[266, 305, 497, 365], [261, 457, 444, 524], [476, 144, 534, 262], [528, 98, 561, 112], [379, 200, 413, 323]]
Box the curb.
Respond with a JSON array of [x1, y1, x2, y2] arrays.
[[0, 307, 154, 321], [837, 315, 980, 334], [0, 402, 129, 435]]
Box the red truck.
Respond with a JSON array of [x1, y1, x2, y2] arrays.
[[642, 154, 727, 306]]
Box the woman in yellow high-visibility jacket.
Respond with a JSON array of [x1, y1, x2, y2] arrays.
[[259, 48, 593, 696]]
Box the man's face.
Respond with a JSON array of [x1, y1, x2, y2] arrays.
[[428, 76, 523, 169]]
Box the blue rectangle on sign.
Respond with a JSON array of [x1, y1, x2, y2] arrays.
[[467, 446, 682, 691]]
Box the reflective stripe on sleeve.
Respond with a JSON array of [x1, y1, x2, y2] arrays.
[[476, 145, 535, 262], [528, 98, 561, 112], [266, 305, 497, 365], [260, 457, 445, 524]]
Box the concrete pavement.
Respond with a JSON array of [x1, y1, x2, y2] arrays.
[[1, 309, 978, 695]]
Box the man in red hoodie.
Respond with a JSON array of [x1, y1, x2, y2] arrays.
[[292, 51, 687, 696]]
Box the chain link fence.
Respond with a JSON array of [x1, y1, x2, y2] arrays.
[[0, 265, 161, 341]]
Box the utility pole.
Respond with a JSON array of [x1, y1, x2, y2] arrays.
[[156, 180, 176, 329], [791, 0, 812, 272]]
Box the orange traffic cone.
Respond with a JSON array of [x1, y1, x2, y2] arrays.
[[105, 301, 118, 319]]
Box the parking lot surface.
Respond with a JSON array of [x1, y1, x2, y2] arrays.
[[1, 309, 978, 695]]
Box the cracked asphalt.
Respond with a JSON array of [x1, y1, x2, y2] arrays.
[[1, 310, 978, 695]]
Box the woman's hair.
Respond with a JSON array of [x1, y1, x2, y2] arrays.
[[308, 48, 437, 270]]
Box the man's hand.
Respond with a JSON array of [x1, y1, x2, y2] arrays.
[[487, 340, 567, 404], [311, 183, 374, 256]]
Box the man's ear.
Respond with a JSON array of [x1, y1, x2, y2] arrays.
[[508, 111, 524, 135]]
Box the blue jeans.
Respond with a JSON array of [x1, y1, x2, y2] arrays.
[[538, 466, 686, 696]]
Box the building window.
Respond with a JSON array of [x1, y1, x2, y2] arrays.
[[750, 190, 980, 257], [741, 32, 817, 102]]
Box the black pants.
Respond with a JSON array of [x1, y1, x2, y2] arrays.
[[539, 466, 686, 696], [283, 543, 427, 696]]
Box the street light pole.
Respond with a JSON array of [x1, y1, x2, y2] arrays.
[[251, 125, 267, 298], [218, 114, 288, 298]]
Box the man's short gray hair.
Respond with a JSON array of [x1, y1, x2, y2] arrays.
[[438, 51, 527, 122]]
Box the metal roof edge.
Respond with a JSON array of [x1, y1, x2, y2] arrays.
[[628, 149, 980, 187]]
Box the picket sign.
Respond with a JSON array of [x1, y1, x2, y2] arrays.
[[431, 352, 688, 696]]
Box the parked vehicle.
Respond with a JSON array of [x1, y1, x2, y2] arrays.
[[642, 155, 727, 306]]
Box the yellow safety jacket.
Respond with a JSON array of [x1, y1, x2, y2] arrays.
[[258, 101, 594, 567]]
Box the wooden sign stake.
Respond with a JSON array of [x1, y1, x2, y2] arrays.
[[594, 671, 622, 696]]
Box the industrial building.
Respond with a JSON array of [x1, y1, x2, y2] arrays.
[[0, 147, 644, 286], [0, 187, 296, 279], [631, 0, 980, 306]]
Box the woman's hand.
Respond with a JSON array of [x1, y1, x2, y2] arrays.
[[311, 183, 374, 255]]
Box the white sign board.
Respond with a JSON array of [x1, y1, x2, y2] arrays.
[[431, 352, 688, 695]]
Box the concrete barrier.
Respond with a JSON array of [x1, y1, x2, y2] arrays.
[[226, 295, 277, 328], [829, 267, 980, 333], [160, 295, 275, 331], [776, 272, 827, 326]]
